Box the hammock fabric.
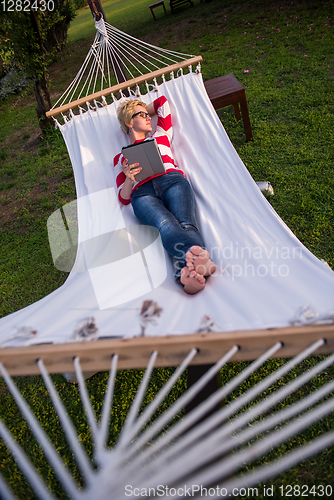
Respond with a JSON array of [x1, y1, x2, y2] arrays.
[[0, 70, 333, 348]]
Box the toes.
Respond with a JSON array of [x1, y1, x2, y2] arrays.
[[196, 264, 207, 275], [194, 272, 206, 284], [186, 253, 195, 266], [181, 266, 190, 278], [180, 263, 207, 294], [181, 266, 205, 283], [189, 245, 204, 257], [186, 256, 195, 268], [187, 246, 216, 277], [199, 274, 206, 284]]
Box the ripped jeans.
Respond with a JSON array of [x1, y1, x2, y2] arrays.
[[131, 171, 205, 279]]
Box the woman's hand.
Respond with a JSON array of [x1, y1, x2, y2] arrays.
[[122, 159, 142, 181]]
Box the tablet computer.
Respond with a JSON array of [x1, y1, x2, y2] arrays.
[[122, 138, 165, 182]]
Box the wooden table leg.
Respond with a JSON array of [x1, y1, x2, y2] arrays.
[[204, 74, 253, 143], [239, 96, 253, 141], [233, 102, 241, 121], [186, 364, 222, 418]]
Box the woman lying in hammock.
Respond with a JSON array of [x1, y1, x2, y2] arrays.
[[113, 95, 216, 295]]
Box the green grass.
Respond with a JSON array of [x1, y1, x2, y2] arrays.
[[68, 0, 159, 42], [1, 0, 334, 497]]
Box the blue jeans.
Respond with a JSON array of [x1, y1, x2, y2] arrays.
[[131, 171, 205, 279]]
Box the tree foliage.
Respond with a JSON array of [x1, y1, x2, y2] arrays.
[[0, 1, 76, 129], [1, 1, 76, 76]]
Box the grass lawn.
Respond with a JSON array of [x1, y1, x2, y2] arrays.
[[1, 0, 334, 497]]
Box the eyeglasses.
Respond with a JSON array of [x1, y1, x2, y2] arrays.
[[132, 111, 152, 120]]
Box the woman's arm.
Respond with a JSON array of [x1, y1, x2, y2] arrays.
[[146, 101, 156, 117], [114, 153, 142, 204], [152, 96, 172, 141], [119, 159, 142, 201]]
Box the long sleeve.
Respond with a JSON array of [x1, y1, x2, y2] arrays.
[[113, 152, 131, 205], [154, 95, 173, 141], [153, 96, 176, 170]]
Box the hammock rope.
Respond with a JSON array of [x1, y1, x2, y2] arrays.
[[50, 16, 198, 116], [1, 344, 334, 499]]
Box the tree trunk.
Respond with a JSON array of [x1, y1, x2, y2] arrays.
[[30, 10, 52, 132], [34, 76, 52, 132]]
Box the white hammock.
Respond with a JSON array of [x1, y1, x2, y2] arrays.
[[1, 16, 333, 348], [1, 67, 334, 347], [1, 17, 334, 497]]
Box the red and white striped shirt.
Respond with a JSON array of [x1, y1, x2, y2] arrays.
[[113, 96, 184, 205]]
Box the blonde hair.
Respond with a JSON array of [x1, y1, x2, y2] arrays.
[[117, 99, 147, 135]]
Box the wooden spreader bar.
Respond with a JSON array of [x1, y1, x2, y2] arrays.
[[46, 56, 203, 119], [1, 323, 334, 376]]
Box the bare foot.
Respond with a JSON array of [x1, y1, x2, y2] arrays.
[[180, 267, 206, 295], [186, 245, 216, 277]]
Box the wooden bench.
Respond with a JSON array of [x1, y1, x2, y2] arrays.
[[204, 73, 253, 142], [170, 0, 194, 14], [149, 0, 167, 20]]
